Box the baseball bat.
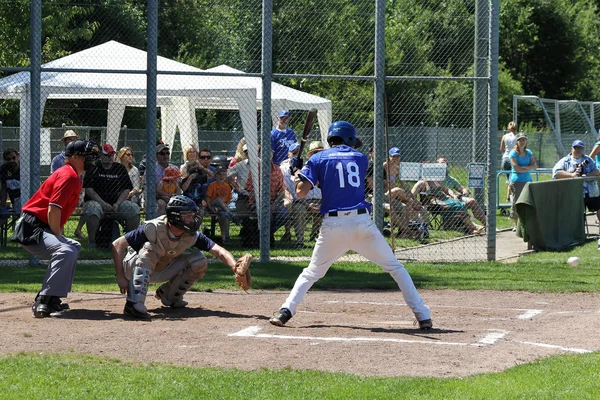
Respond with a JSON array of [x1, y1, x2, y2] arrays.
[[291, 108, 318, 175]]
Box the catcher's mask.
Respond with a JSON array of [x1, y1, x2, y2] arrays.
[[65, 140, 101, 172], [166, 195, 202, 234]]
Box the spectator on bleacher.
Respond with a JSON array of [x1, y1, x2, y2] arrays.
[[0, 148, 21, 224], [383, 147, 428, 237], [181, 162, 208, 211], [50, 130, 79, 173], [280, 142, 322, 246], [500, 122, 518, 201], [507, 135, 537, 231], [227, 142, 250, 211], [206, 167, 239, 244], [245, 153, 289, 244], [180, 144, 199, 179], [157, 165, 183, 206], [12, 140, 99, 318], [412, 156, 487, 229], [117, 146, 142, 206], [553, 139, 600, 224], [82, 144, 140, 248], [271, 110, 297, 166], [146, 143, 177, 216], [364, 145, 412, 238], [178, 147, 215, 213], [138, 139, 165, 178], [229, 137, 246, 168], [198, 148, 216, 180]]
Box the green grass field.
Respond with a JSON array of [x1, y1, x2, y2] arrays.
[[1, 240, 600, 398]]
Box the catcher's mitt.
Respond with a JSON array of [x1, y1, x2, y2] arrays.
[[234, 253, 253, 292]]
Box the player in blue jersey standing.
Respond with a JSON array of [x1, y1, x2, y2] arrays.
[[271, 110, 298, 166], [269, 121, 433, 329]]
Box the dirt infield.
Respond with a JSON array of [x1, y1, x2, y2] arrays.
[[1, 290, 598, 377]]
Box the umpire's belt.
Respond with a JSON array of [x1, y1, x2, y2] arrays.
[[325, 208, 368, 218]]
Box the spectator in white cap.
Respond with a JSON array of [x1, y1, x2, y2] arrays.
[[51, 130, 80, 173], [554, 139, 600, 225], [229, 137, 247, 168], [271, 110, 297, 166]]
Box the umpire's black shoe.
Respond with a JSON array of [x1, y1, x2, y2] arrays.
[[124, 301, 152, 321], [31, 295, 53, 318], [269, 308, 292, 326]]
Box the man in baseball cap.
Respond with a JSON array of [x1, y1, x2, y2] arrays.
[[554, 138, 600, 223], [572, 139, 584, 148], [271, 110, 297, 166], [102, 143, 116, 156], [51, 130, 81, 173]]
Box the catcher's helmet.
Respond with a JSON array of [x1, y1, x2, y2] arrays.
[[65, 139, 99, 158], [166, 195, 202, 234], [65, 140, 100, 172], [327, 121, 357, 148], [163, 165, 181, 181]]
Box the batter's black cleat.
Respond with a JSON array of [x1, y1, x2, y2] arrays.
[[269, 308, 292, 326], [416, 318, 433, 330], [49, 297, 69, 312], [124, 301, 151, 321]]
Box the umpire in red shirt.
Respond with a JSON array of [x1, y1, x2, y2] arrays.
[[11, 140, 100, 318]]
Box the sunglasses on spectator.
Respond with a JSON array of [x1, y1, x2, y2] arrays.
[[199, 155, 212, 159], [4, 156, 17, 161], [158, 151, 170, 155], [125, 153, 133, 157]]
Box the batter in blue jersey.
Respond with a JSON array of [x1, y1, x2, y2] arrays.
[[269, 121, 432, 330], [271, 110, 298, 166]]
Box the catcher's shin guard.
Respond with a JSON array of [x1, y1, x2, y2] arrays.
[[125, 266, 151, 318], [155, 255, 207, 308]]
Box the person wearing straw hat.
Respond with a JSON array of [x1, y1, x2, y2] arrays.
[[51, 130, 80, 173]]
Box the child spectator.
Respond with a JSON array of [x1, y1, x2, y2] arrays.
[[206, 167, 239, 243], [157, 166, 182, 204]]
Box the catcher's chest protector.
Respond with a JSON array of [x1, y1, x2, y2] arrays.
[[137, 217, 197, 272]]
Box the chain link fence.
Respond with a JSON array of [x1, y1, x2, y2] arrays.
[[0, 0, 500, 262]]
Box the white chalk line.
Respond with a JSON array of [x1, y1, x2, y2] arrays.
[[509, 340, 591, 354], [477, 329, 509, 345], [229, 326, 509, 348], [324, 300, 545, 320]]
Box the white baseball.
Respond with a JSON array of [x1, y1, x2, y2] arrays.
[[567, 256, 580, 267]]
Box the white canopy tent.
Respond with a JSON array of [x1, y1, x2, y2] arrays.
[[0, 40, 333, 202]]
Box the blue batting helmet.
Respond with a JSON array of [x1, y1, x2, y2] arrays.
[[327, 121, 357, 147]]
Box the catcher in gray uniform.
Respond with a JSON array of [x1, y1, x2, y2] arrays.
[[111, 195, 248, 320]]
